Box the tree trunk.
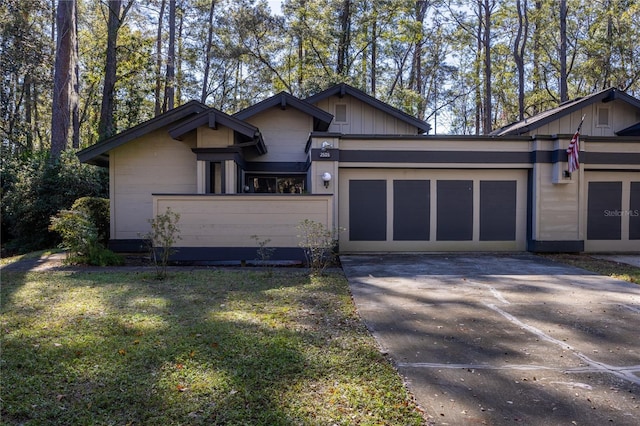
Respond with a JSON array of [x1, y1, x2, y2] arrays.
[[474, 1, 482, 135], [513, 0, 528, 120], [371, 19, 377, 96], [155, 0, 166, 115], [482, 0, 492, 134], [50, 0, 77, 158], [200, 0, 216, 104], [98, 1, 122, 140], [72, 9, 80, 149], [559, 0, 568, 102], [163, 0, 176, 112], [336, 0, 351, 75]]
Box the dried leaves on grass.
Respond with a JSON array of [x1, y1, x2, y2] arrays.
[[1, 269, 425, 425]]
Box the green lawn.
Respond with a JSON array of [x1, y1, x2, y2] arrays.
[[1, 269, 425, 425]]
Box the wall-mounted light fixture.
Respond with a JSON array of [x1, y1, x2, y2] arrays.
[[321, 141, 333, 151], [322, 172, 332, 188]]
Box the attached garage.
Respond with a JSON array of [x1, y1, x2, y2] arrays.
[[584, 172, 640, 252], [338, 169, 528, 252]]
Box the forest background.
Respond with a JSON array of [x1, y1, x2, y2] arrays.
[[1, 0, 639, 253]]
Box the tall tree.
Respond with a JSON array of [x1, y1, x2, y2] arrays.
[[200, 0, 217, 104], [154, 0, 166, 115], [98, 0, 133, 140], [559, 0, 568, 102], [513, 0, 528, 120], [51, 0, 78, 158], [163, 0, 176, 111]]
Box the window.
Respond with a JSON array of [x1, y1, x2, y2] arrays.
[[245, 175, 305, 194], [597, 107, 610, 127], [335, 104, 347, 122]]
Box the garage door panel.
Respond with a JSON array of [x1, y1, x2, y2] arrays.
[[587, 181, 622, 240], [437, 180, 473, 241], [349, 180, 386, 241], [393, 180, 430, 241], [631, 182, 640, 240]]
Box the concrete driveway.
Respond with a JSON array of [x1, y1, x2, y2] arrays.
[[341, 254, 640, 425]]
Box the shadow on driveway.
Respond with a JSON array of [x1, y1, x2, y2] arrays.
[[342, 253, 640, 425]]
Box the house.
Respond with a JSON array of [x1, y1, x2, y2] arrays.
[[78, 84, 640, 260]]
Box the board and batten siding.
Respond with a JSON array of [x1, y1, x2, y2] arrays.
[[110, 129, 197, 239], [313, 96, 418, 134], [153, 195, 333, 247], [532, 99, 638, 137]]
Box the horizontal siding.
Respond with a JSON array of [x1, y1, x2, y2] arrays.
[[112, 130, 196, 239], [153, 195, 333, 247]]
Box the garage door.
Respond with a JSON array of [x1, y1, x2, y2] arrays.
[[585, 172, 640, 252], [338, 169, 527, 252]]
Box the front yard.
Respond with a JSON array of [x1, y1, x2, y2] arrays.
[[1, 269, 425, 425]]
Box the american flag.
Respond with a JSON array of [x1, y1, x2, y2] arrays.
[[566, 130, 580, 173], [567, 115, 585, 174]]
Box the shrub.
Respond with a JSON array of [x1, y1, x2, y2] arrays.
[[143, 207, 181, 279], [70, 197, 110, 246], [297, 219, 341, 275], [49, 208, 122, 266], [1, 151, 108, 253]]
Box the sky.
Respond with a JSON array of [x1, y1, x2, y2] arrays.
[[267, 0, 283, 14]]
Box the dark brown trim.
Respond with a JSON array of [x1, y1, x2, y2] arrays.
[[583, 152, 640, 165], [169, 247, 306, 262], [528, 240, 584, 253], [339, 150, 532, 164], [78, 100, 208, 165], [234, 92, 333, 131], [244, 161, 310, 173], [311, 148, 340, 161]]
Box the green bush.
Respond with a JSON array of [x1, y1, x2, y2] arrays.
[[49, 207, 122, 266], [1, 151, 108, 254], [70, 197, 110, 246]]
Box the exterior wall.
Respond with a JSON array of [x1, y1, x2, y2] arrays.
[[197, 126, 233, 148], [110, 129, 197, 239], [533, 99, 639, 137], [242, 108, 312, 163], [152, 194, 333, 248], [338, 168, 528, 252], [313, 95, 418, 134]]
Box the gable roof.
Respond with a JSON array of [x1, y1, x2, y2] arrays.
[[77, 100, 208, 166], [305, 83, 431, 134], [169, 108, 267, 155], [491, 87, 640, 136], [233, 91, 334, 131]]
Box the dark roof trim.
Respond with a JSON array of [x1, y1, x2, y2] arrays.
[[77, 100, 208, 166], [169, 109, 261, 141], [492, 87, 640, 136], [233, 92, 334, 131], [616, 122, 640, 136], [305, 83, 431, 134]]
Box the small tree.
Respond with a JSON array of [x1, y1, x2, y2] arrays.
[[297, 219, 341, 275], [143, 207, 181, 279], [251, 234, 276, 275]]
